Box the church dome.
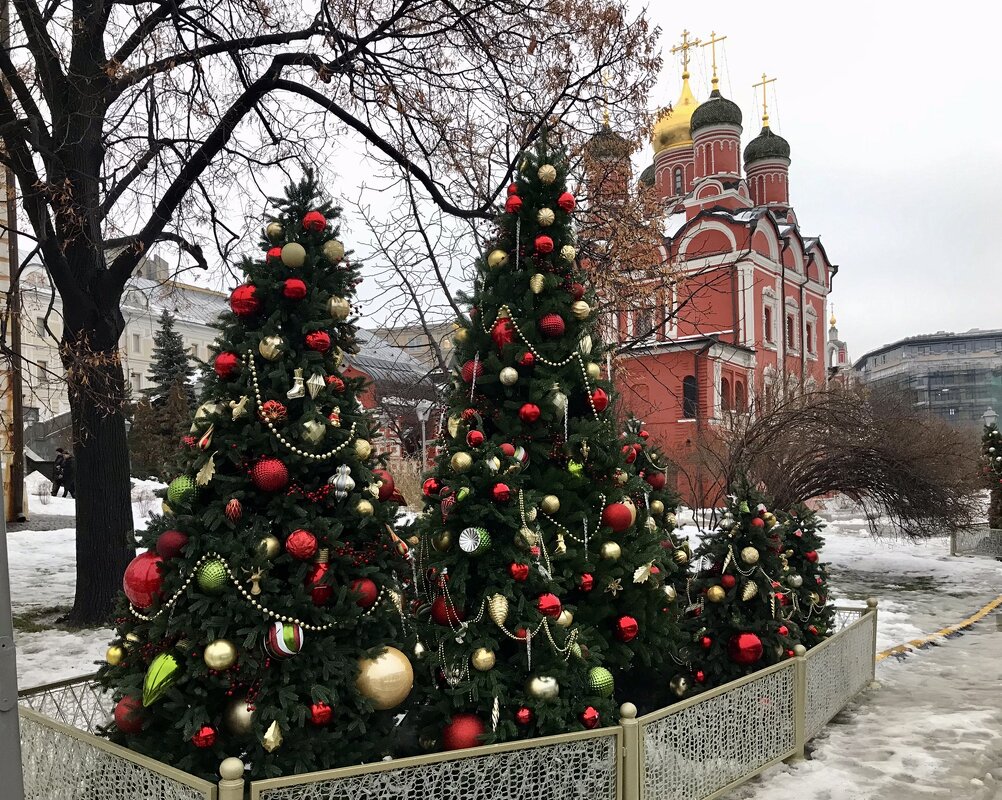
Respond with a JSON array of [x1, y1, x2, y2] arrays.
[[743, 125, 791, 164], [652, 75, 699, 154], [587, 124, 631, 159], [690, 89, 742, 133]]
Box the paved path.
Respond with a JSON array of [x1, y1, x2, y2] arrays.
[[7, 513, 76, 532]]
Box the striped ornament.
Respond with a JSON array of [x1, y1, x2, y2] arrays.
[[264, 622, 305, 659]]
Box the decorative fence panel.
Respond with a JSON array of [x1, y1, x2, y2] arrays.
[[951, 526, 1002, 557]]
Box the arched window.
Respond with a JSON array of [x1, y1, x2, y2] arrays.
[[721, 377, 731, 412], [673, 167, 684, 196], [735, 380, 747, 412], [682, 375, 698, 419]]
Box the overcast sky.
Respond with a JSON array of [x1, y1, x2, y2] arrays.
[[634, 1, 1002, 360]]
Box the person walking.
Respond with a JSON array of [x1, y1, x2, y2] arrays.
[[51, 448, 67, 497], [62, 453, 75, 499]]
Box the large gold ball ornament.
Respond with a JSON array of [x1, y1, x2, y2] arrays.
[[258, 335, 285, 361], [740, 546, 760, 565], [450, 452, 473, 472], [354, 439, 372, 460], [540, 495, 560, 515], [560, 245, 577, 262], [669, 675, 690, 698], [105, 645, 125, 666], [650, 500, 665, 516], [356, 499, 374, 516], [431, 530, 453, 552], [487, 250, 508, 269], [327, 296, 350, 321], [224, 698, 255, 737], [538, 164, 557, 184], [471, 648, 496, 671], [526, 675, 560, 701], [809, 592, 821, 604], [673, 548, 689, 565], [706, 585, 726, 603], [203, 639, 238, 670], [586, 362, 601, 380], [556, 609, 574, 628], [537, 207, 555, 226], [356, 647, 414, 710], [453, 326, 469, 345], [600, 541, 622, 561], [322, 239, 345, 263], [571, 301, 591, 320], [258, 535, 281, 559], [529, 273, 545, 294], [265, 222, 284, 242], [281, 242, 306, 268], [499, 367, 519, 386]]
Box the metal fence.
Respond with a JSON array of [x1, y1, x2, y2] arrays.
[[950, 526, 1002, 557]]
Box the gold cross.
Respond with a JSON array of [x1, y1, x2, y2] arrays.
[[670, 29, 701, 77], [753, 73, 778, 127], [701, 31, 727, 91]]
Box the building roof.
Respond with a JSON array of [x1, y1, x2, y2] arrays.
[[689, 89, 743, 133], [121, 276, 228, 327], [853, 328, 1002, 369], [652, 75, 700, 154], [744, 125, 791, 164], [349, 328, 434, 387]]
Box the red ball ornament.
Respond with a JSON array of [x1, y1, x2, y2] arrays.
[[721, 574, 736, 589], [460, 360, 484, 383], [267, 246, 283, 261], [252, 457, 288, 492], [466, 430, 485, 447], [283, 278, 307, 299], [507, 182, 519, 196], [229, 284, 260, 317], [500, 442, 515, 457], [285, 529, 318, 561], [751, 517, 765, 528], [306, 330, 332, 352], [225, 498, 242, 521], [351, 578, 378, 608], [569, 282, 586, 300], [701, 635, 713, 649], [191, 724, 217, 748], [557, 192, 576, 212], [695, 670, 706, 684], [579, 573, 594, 592], [518, 351, 535, 367], [515, 707, 534, 726], [534, 235, 554, 253], [505, 195, 522, 214], [442, 713, 485, 751], [728, 632, 764, 665], [326, 375, 345, 392], [509, 563, 529, 581], [591, 388, 609, 412], [805, 550, 819, 563], [308, 702, 333, 726], [537, 593, 562, 618], [431, 596, 463, 625], [422, 477, 442, 497], [580, 706, 600, 729], [639, 430, 650, 440], [622, 445, 637, 464], [123, 552, 163, 609], [787, 649, 796, 658], [213, 351, 239, 379], [615, 615, 639, 642], [491, 318, 515, 352], [155, 530, 188, 560], [302, 210, 327, 232], [602, 502, 633, 533], [306, 560, 333, 606], [373, 469, 395, 501], [114, 696, 144, 734], [538, 313, 565, 338], [645, 471, 667, 490], [778, 625, 789, 636], [491, 483, 511, 502], [519, 403, 541, 423]]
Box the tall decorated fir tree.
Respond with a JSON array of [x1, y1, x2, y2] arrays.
[[100, 174, 415, 779], [780, 505, 835, 648], [409, 136, 682, 750], [148, 309, 195, 408], [982, 422, 1002, 529]]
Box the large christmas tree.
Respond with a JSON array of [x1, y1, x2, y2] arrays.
[[408, 136, 682, 751], [780, 505, 835, 649], [100, 175, 415, 780]]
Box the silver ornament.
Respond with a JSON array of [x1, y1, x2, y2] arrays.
[[328, 464, 355, 499]]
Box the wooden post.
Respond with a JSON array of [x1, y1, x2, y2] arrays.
[[619, 702, 641, 800], [0, 455, 25, 799], [218, 757, 245, 800], [791, 645, 807, 761]]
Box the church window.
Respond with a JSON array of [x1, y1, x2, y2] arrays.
[[721, 377, 731, 412], [735, 380, 747, 412], [635, 305, 654, 340], [673, 167, 684, 196], [805, 322, 814, 354], [764, 306, 774, 343], [785, 315, 796, 350], [682, 375, 698, 419]]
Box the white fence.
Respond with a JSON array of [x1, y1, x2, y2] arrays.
[[951, 526, 1002, 557]]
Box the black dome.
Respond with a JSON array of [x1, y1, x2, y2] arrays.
[[743, 126, 791, 164], [689, 90, 742, 133], [638, 163, 655, 187], [587, 124, 631, 158]]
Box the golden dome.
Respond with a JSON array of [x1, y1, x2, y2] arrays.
[[652, 73, 700, 155]]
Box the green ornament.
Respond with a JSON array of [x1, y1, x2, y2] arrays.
[[739, 500, 750, 514], [196, 559, 227, 594], [142, 652, 180, 706], [456, 487, 471, 502], [567, 460, 585, 479], [587, 667, 614, 698], [167, 475, 197, 508]]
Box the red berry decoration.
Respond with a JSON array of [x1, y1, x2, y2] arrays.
[[805, 550, 819, 563], [602, 502, 633, 533], [285, 529, 318, 561], [252, 457, 288, 492], [373, 469, 395, 501], [695, 670, 706, 684], [645, 471, 667, 490], [534, 234, 554, 253], [591, 388, 609, 412], [615, 615, 639, 642], [302, 210, 327, 232], [267, 246, 283, 261], [283, 278, 307, 299], [728, 632, 764, 665], [326, 375, 345, 392], [351, 578, 378, 608], [519, 403, 541, 423], [155, 530, 188, 560], [537, 593, 562, 618], [518, 351, 535, 367], [308, 702, 333, 726], [114, 696, 145, 734], [557, 192, 576, 212], [442, 713, 485, 751], [721, 574, 736, 589], [213, 351, 240, 379], [515, 707, 534, 726], [306, 330, 331, 352], [491, 317, 515, 351], [778, 625, 789, 636], [431, 596, 463, 625], [701, 636, 713, 649], [229, 284, 260, 317], [491, 483, 511, 502], [306, 560, 332, 606], [579, 573, 594, 592], [123, 552, 163, 609], [538, 313, 565, 338], [751, 517, 765, 528], [422, 477, 442, 497], [466, 430, 485, 447], [580, 706, 600, 729], [460, 359, 484, 383], [191, 724, 217, 748], [504, 195, 522, 214], [224, 498, 242, 521], [509, 563, 529, 581]]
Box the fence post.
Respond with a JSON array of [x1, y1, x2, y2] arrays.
[[950, 531, 957, 557], [218, 757, 246, 800], [619, 702, 641, 800], [791, 644, 807, 761], [866, 597, 879, 684]]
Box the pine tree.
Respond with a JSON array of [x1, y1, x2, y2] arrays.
[[409, 136, 683, 750], [148, 309, 195, 408], [128, 397, 169, 479], [982, 423, 1002, 529], [100, 174, 414, 780], [779, 505, 835, 648]]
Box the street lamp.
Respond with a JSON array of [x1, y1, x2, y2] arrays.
[[416, 400, 434, 468], [983, 407, 998, 429]]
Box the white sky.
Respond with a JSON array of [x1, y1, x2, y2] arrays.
[[634, 0, 1002, 360]]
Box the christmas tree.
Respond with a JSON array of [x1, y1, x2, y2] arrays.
[[779, 505, 835, 648], [982, 422, 1002, 529], [148, 309, 195, 408], [683, 487, 803, 691], [100, 174, 415, 780], [408, 135, 681, 751]]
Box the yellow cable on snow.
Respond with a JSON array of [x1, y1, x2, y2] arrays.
[[876, 593, 1002, 662]]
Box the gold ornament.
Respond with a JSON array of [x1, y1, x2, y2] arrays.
[[499, 367, 519, 386], [764, 513, 777, 528], [161, 501, 173, 516], [586, 362, 601, 380], [356, 499, 374, 516], [447, 416, 461, 438], [450, 452, 473, 472], [471, 648, 496, 671], [740, 546, 760, 565], [556, 609, 574, 628], [431, 531, 452, 552], [328, 296, 350, 321], [622, 496, 638, 524], [322, 239, 345, 263], [487, 594, 509, 625], [560, 244, 577, 262], [538, 164, 557, 184], [571, 301, 591, 320], [265, 222, 284, 242], [600, 541, 622, 561], [414, 641, 427, 660], [281, 242, 306, 268], [487, 250, 508, 269], [650, 499, 665, 516], [673, 548, 689, 565], [529, 273, 545, 294], [354, 439, 372, 460], [540, 495, 560, 514], [301, 420, 325, 445], [106, 645, 125, 666], [224, 698, 255, 736], [262, 720, 283, 752], [258, 335, 284, 361], [706, 585, 726, 603], [613, 469, 628, 486], [742, 581, 759, 601], [578, 334, 593, 355], [537, 207, 555, 226], [664, 585, 678, 602], [809, 592, 821, 604], [125, 632, 141, 648], [258, 535, 281, 559], [526, 675, 559, 700], [203, 639, 238, 670], [453, 326, 469, 345], [356, 647, 414, 710], [669, 674, 689, 697]]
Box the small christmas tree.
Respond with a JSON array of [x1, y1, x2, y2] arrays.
[[128, 396, 170, 479], [982, 422, 1002, 529], [101, 173, 414, 780], [780, 505, 835, 648], [148, 309, 195, 408]]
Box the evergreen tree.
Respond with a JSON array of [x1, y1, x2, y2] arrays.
[[148, 309, 195, 408], [101, 174, 414, 780], [409, 136, 683, 751], [128, 397, 169, 479], [779, 505, 835, 648], [983, 423, 1002, 529]]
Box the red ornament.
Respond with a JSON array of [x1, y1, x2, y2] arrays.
[[191, 724, 217, 748], [615, 615, 639, 642], [306, 560, 333, 606], [639, 430, 650, 440], [778, 625, 789, 636], [787, 649, 796, 658], [285, 529, 318, 561], [580, 706, 600, 729], [491, 483, 511, 502], [519, 403, 541, 423], [351, 578, 378, 608], [373, 469, 395, 501], [695, 670, 706, 684], [509, 563, 529, 581], [213, 351, 239, 379], [431, 596, 463, 625], [622, 445, 637, 464], [728, 632, 764, 665], [535, 235, 554, 253], [751, 517, 765, 528], [721, 574, 736, 589], [461, 408, 479, 422], [557, 192, 576, 212], [569, 282, 586, 300], [460, 360, 484, 383], [808, 625, 819, 635], [326, 375, 345, 392], [283, 278, 307, 299], [538, 313, 565, 338], [442, 713, 485, 751], [537, 593, 562, 618], [507, 183, 519, 196], [306, 330, 331, 352], [224, 498, 242, 521], [466, 430, 485, 447], [491, 318, 515, 351], [155, 530, 188, 560], [794, 530, 804, 538], [308, 702, 333, 726], [602, 502, 633, 533], [499, 442, 515, 457], [701, 636, 712, 649], [805, 550, 819, 563], [579, 573, 594, 592], [591, 388, 609, 412], [645, 471, 667, 490], [267, 246, 283, 261], [252, 458, 288, 492], [229, 284, 260, 317], [515, 707, 534, 726], [518, 351, 535, 367], [123, 552, 163, 609], [114, 696, 144, 734], [505, 195, 522, 214], [302, 210, 327, 232], [422, 477, 442, 497], [259, 399, 287, 423]]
